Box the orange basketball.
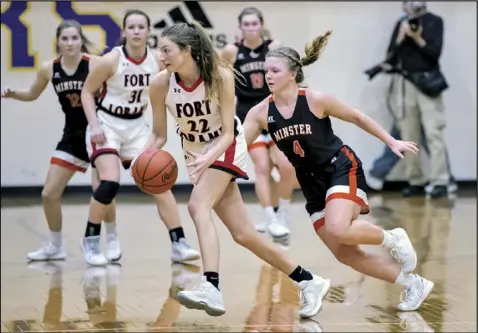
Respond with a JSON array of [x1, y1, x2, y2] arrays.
[[132, 149, 178, 195]]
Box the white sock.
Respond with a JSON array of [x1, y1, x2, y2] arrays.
[[380, 230, 394, 248], [49, 231, 62, 246], [104, 221, 117, 236], [279, 198, 291, 212], [395, 270, 416, 287], [264, 207, 276, 221]]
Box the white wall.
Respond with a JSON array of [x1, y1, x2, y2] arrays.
[[1, 1, 476, 186]]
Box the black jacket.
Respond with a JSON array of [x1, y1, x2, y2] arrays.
[[387, 12, 444, 73]]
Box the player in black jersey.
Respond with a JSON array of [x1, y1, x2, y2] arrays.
[[243, 32, 434, 311], [1, 20, 116, 262], [222, 7, 296, 238]]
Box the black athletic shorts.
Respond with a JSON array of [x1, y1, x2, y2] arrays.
[[295, 145, 370, 231], [51, 131, 90, 173]]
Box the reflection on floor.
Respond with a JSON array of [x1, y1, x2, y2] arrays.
[[1, 192, 476, 332]]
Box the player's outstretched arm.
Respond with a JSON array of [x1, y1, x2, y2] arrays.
[[309, 89, 396, 146], [309, 89, 419, 158], [1, 61, 51, 101]]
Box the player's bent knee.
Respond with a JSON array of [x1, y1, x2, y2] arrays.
[[254, 163, 270, 178], [332, 245, 360, 266], [323, 219, 350, 243], [187, 198, 211, 221], [231, 228, 255, 247], [328, 228, 352, 245], [41, 189, 62, 202], [93, 180, 120, 205]]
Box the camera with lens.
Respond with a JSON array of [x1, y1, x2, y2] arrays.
[[408, 17, 420, 32], [364, 54, 397, 81], [364, 65, 384, 81], [406, 1, 426, 31]]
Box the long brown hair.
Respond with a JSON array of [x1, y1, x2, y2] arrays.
[[56, 20, 93, 54], [266, 31, 332, 83], [161, 21, 234, 102]]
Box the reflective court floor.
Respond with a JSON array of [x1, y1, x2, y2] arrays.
[[1, 191, 476, 332]]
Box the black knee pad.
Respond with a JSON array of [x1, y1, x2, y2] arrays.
[[93, 180, 120, 205]]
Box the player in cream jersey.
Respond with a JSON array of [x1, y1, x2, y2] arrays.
[[88, 43, 158, 162], [168, 72, 223, 143], [147, 22, 329, 318], [97, 45, 157, 119], [81, 9, 200, 267], [85, 43, 158, 174], [166, 71, 248, 182]]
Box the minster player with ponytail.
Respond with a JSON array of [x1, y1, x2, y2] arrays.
[[243, 31, 434, 311]]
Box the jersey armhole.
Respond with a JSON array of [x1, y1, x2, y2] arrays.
[[45, 59, 57, 81], [162, 71, 173, 103], [106, 50, 121, 81], [304, 89, 328, 120]]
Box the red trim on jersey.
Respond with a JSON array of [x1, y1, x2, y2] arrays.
[[122, 45, 148, 65], [51, 157, 87, 173], [89, 142, 119, 166], [178, 77, 204, 93], [127, 54, 147, 65], [325, 146, 370, 215], [99, 82, 108, 101], [211, 138, 247, 177], [313, 217, 325, 230], [268, 89, 306, 103], [81, 55, 90, 61]]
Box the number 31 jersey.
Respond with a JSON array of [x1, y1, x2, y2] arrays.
[[165, 73, 224, 144], [97, 46, 159, 119]]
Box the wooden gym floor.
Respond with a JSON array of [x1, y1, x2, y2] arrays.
[[1, 190, 476, 332]]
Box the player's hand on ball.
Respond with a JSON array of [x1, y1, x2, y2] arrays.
[[1, 88, 15, 98], [389, 139, 419, 159], [186, 151, 211, 186], [90, 124, 106, 144], [129, 155, 139, 176]]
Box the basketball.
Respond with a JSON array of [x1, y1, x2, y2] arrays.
[[132, 149, 178, 195]]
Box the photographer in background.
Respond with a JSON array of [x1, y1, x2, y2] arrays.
[[366, 1, 453, 198]]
